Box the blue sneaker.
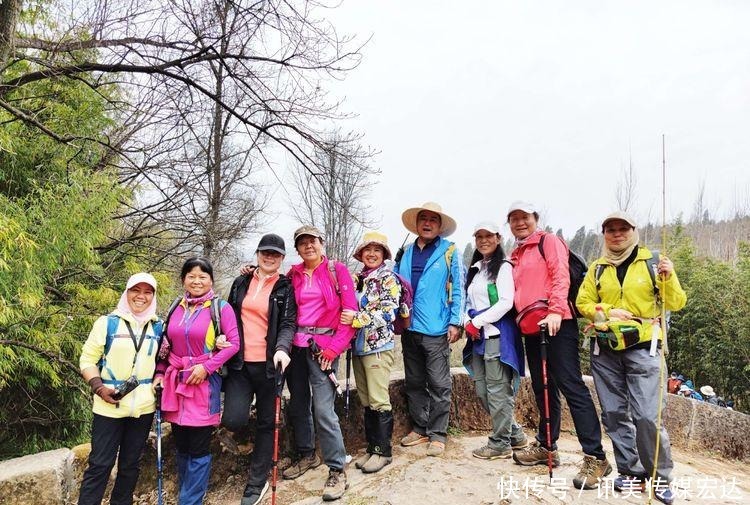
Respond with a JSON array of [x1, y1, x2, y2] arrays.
[[654, 486, 675, 505], [613, 475, 644, 492]]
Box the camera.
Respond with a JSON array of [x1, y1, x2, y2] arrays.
[[112, 375, 139, 400]]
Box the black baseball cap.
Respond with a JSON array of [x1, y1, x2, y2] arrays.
[[256, 233, 286, 255]]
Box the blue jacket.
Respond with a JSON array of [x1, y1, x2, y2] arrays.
[[395, 236, 464, 336]]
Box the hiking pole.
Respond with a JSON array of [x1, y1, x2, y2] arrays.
[[271, 364, 285, 505], [345, 347, 352, 419], [660, 133, 670, 357], [539, 323, 554, 481], [648, 134, 670, 505], [307, 338, 343, 394], [154, 383, 164, 505]]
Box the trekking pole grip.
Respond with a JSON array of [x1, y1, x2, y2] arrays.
[[539, 323, 549, 345], [155, 383, 163, 410]]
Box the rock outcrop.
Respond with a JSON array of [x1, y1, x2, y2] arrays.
[[1, 370, 748, 504]]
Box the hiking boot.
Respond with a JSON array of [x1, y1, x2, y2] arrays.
[[511, 434, 529, 450], [512, 441, 560, 467], [426, 440, 445, 456], [361, 454, 392, 473], [653, 486, 675, 505], [282, 453, 321, 480], [472, 444, 513, 460], [613, 475, 644, 492], [354, 453, 371, 469], [572, 455, 612, 490], [240, 481, 269, 505], [216, 427, 240, 455], [401, 431, 429, 447], [321, 469, 348, 501]]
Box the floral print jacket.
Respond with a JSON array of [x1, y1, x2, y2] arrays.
[[352, 264, 400, 356]]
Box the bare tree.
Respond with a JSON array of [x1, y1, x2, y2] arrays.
[[2, 0, 366, 266], [615, 152, 637, 212], [690, 179, 711, 224], [289, 131, 379, 266]]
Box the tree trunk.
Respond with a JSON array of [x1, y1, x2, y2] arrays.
[[0, 0, 21, 69]]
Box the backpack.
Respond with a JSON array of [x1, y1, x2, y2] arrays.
[[99, 315, 163, 384], [537, 234, 588, 317], [391, 272, 414, 335], [394, 241, 456, 305], [594, 250, 660, 300], [163, 295, 221, 347]]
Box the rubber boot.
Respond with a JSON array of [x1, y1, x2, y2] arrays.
[[355, 407, 377, 469], [178, 454, 212, 505], [362, 410, 393, 473]]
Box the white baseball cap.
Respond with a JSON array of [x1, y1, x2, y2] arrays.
[[506, 201, 537, 219], [126, 272, 157, 291], [473, 221, 501, 236]]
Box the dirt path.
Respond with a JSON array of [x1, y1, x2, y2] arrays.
[[206, 432, 748, 505]]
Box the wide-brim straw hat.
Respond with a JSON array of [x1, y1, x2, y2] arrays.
[[353, 231, 392, 262], [700, 385, 716, 397], [401, 201, 457, 237]]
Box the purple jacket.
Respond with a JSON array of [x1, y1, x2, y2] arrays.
[[288, 257, 357, 357], [159, 299, 239, 426]]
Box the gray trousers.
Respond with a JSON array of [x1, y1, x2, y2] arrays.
[[287, 346, 346, 471], [470, 342, 525, 450], [591, 345, 673, 483], [401, 330, 452, 443]]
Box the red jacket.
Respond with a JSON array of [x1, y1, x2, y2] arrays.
[[510, 231, 573, 320]]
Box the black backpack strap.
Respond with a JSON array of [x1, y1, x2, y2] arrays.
[[394, 246, 405, 268], [537, 233, 547, 260], [465, 265, 479, 293], [210, 296, 222, 339], [162, 296, 182, 336], [645, 250, 660, 295], [594, 264, 606, 289]]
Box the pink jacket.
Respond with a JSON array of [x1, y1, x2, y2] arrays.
[[288, 257, 357, 357], [510, 231, 573, 320], [159, 299, 239, 426]]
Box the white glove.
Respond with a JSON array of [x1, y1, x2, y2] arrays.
[[273, 350, 291, 372]]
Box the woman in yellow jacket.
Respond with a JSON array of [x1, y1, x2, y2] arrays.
[[78, 273, 163, 505], [576, 212, 686, 505]]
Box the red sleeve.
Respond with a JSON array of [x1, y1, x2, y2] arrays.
[[541, 234, 571, 316]]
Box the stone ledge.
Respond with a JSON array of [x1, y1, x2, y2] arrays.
[[0, 448, 73, 505], [2, 369, 748, 505]]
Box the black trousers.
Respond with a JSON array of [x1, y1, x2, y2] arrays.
[[172, 424, 213, 457], [78, 412, 154, 505], [524, 319, 605, 459], [221, 362, 275, 487], [401, 330, 452, 443]]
